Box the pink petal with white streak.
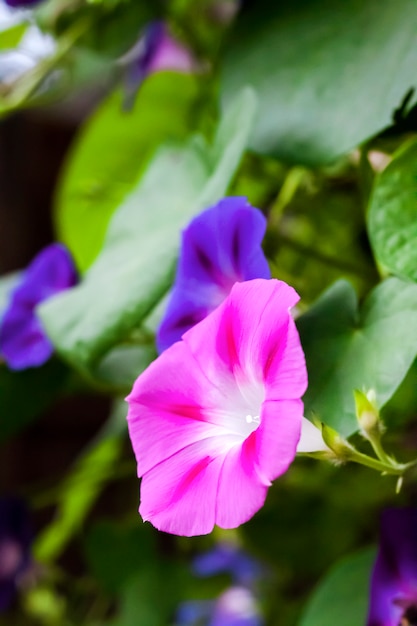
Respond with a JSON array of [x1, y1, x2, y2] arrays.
[[140, 435, 239, 536]]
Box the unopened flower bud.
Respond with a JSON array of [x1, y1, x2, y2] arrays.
[[354, 389, 382, 438], [320, 423, 356, 463]]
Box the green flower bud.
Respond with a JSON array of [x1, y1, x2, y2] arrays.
[[354, 389, 383, 439]]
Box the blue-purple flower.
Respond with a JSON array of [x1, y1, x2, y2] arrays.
[[367, 509, 417, 626], [176, 544, 265, 625], [156, 197, 271, 353], [0, 497, 32, 612], [0, 243, 77, 370], [137, 22, 195, 78], [123, 21, 196, 105], [193, 544, 263, 587], [3, 0, 42, 7], [209, 587, 263, 626], [177, 587, 263, 626]]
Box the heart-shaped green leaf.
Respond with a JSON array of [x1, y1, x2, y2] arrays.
[[299, 548, 375, 626], [222, 0, 417, 164], [368, 139, 417, 282], [297, 277, 417, 435], [55, 74, 208, 271]]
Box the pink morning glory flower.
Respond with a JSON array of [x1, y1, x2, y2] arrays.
[[0, 243, 77, 370], [157, 197, 271, 353], [367, 509, 417, 626], [127, 278, 321, 537]]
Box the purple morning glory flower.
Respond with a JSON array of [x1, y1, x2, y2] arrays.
[[156, 197, 271, 353], [193, 544, 263, 587], [209, 587, 263, 626], [177, 542, 264, 626], [3, 0, 42, 7], [0, 243, 77, 370], [123, 21, 196, 106], [137, 21, 195, 78], [367, 509, 417, 626], [0, 497, 32, 612], [177, 587, 263, 626]]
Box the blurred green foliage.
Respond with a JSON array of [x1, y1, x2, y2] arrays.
[[2, 1, 417, 625]]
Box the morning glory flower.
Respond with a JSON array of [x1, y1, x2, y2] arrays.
[[127, 278, 322, 536], [367, 509, 417, 626], [177, 542, 265, 625], [137, 21, 196, 77], [177, 586, 263, 626], [0, 243, 77, 370], [0, 497, 32, 612], [193, 543, 263, 587], [123, 21, 196, 106], [209, 587, 263, 626], [3, 0, 41, 7], [157, 197, 271, 353]]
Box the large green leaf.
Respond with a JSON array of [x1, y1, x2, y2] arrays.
[[39, 89, 256, 373], [368, 139, 417, 282], [91, 344, 157, 394], [299, 548, 375, 626], [297, 277, 417, 435], [222, 0, 417, 164], [55, 73, 208, 271]]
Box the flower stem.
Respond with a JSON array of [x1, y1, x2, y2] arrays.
[[365, 432, 395, 467], [347, 448, 411, 475], [317, 422, 417, 478]]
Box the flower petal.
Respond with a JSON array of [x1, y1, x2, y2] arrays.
[[139, 436, 239, 536], [184, 279, 306, 400], [254, 399, 302, 483], [192, 544, 263, 585], [17, 244, 77, 303], [210, 587, 263, 626], [0, 244, 77, 370], [379, 509, 417, 588], [157, 198, 270, 351], [0, 308, 53, 369], [367, 509, 417, 626], [367, 551, 403, 626], [177, 197, 269, 288], [296, 417, 328, 453], [215, 438, 268, 529], [156, 288, 214, 353], [127, 341, 245, 476]]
